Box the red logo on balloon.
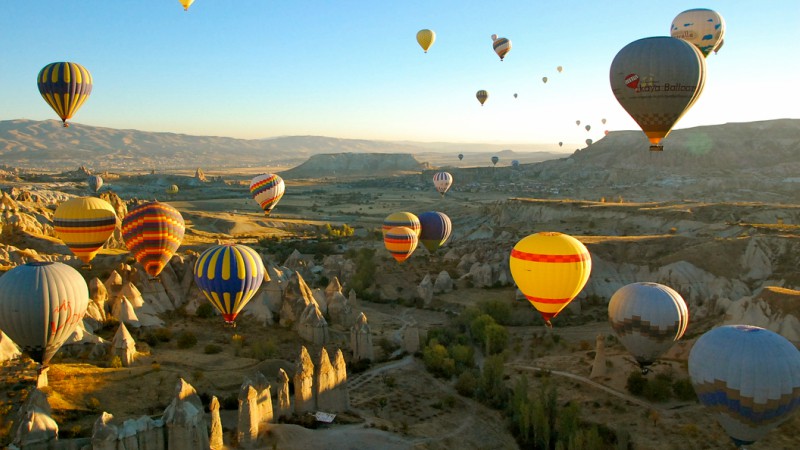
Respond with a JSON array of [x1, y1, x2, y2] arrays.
[[625, 74, 640, 89]]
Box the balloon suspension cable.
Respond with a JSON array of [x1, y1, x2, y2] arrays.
[[649, 145, 663, 152]]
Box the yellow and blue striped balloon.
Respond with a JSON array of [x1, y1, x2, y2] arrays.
[[382, 211, 420, 237], [53, 196, 118, 265], [193, 244, 266, 324], [37, 62, 92, 127]]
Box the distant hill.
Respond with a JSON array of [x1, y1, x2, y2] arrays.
[[0, 119, 563, 171], [281, 153, 429, 179]]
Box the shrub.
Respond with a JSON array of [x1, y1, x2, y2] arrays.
[[455, 371, 478, 397], [196, 303, 215, 319], [154, 327, 173, 342], [625, 371, 646, 396], [672, 378, 697, 401], [108, 355, 122, 369], [177, 331, 198, 349], [249, 339, 278, 360], [204, 344, 223, 354]]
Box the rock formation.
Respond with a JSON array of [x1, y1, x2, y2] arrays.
[[433, 270, 453, 293], [315, 348, 338, 412], [333, 349, 350, 412], [275, 368, 292, 420], [351, 312, 374, 362], [104, 270, 124, 304], [590, 335, 607, 379], [113, 296, 141, 328], [12, 389, 58, 447], [417, 274, 434, 306], [91, 412, 118, 450], [120, 281, 144, 308], [253, 372, 274, 425], [298, 303, 330, 345], [238, 382, 260, 447], [162, 378, 209, 450], [0, 330, 21, 363], [209, 396, 223, 450], [194, 168, 206, 182], [404, 326, 420, 354], [112, 322, 137, 366], [327, 289, 355, 327], [294, 346, 315, 414], [280, 271, 317, 328]]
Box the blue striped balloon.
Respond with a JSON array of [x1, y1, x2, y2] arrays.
[[418, 211, 452, 253], [689, 325, 800, 447], [193, 244, 266, 324]]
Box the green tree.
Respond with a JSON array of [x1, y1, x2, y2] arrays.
[[484, 323, 509, 355], [478, 354, 508, 408], [470, 314, 496, 345]]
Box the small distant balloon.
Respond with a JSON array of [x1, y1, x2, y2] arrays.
[[491, 156, 499, 166], [585, 125, 591, 132], [87, 175, 103, 193], [511, 160, 520, 168], [558, 142, 563, 147], [166, 184, 179, 195], [576, 120, 581, 126], [416, 29, 436, 53], [601, 118, 607, 125], [557, 66, 563, 73], [586, 138, 593, 146], [432, 172, 453, 197], [542, 77, 548, 84], [491, 34, 512, 61], [476, 90, 488, 106], [458, 153, 464, 161], [604, 130, 610, 136], [513, 93, 518, 99], [179, 0, 194, 11]]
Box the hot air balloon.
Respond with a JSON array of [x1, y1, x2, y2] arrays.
[[576, 120, 581, 126], [193, 244, 266, 325], [476, 90, 488, 106], [432, 172, 453, 197], [383, 212, 420, 237], [601, 118, 607, 125], [585, 125, 591, 132], [458, 153, 464, 161], [179, 0, 194, 11], [713, 38, 724, 54], [610, 36, 706, 151], [53, 196, 118, 265], [491, 34, 511, 61], [557, 66, 563, 73], [670, 9, 725, 57], [491, 156, 499, 166], [513, 93, 518, 99], [0, 262, 89, 369], [87, 175, 103, 193], [122, 201, 185, 279], [37, 62, 92, 127], [416, 29, 436, 53], [511, 160, 520, 168], [586, 139, 593, 146], [250, 173, 285, 216], [608, 282, 689, 373], [384, 226, 418, 263], [689, 325, 800, 447], [509, 232, 591, 327], [604, 130, 610, 136], [166, 184, 179, 195], [418, 211, 452, 253], [542, 77, 548, 84], [558, 141, 563, 147]]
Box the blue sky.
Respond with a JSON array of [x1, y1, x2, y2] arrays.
[[1, 1, 798, 150]]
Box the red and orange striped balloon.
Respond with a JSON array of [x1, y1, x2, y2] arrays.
[[122, 201, 185, 278], [384, 226, 418, 263], [509, 232, 592, 326]]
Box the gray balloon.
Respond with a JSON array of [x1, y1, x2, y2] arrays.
[[609, 36, 706, 151]]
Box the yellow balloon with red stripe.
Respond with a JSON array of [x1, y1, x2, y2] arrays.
[[384, 226, 418, 263], [53, 197, 118, 265], [509, 232, 592, 326], [382, 212, 420, 237]]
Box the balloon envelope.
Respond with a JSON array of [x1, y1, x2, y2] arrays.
[[416, 29, 436, 53], [122, 201, 186, 278], [53, 196, 118, 264], [179, 0, 194, 11], [87, 175, 103, 193], [0, 262, 89, 367], [432, 172, 453, 196], [509, 232, 591, 326], [476, 90, 488, 106], [670, 8, 725, 57], [37, 62, 92, 127], [458, 153, 464, 161], [384, 226, 418, 263], [585, 125, 591, 131], [418, 211, 452, 253], [193, 244, 266, 324], [689, 325, 800, 447], [608, 282, 688, 369], [542, 77, 548, 84], [610, 36, 706, 151], [491, 156, 499, 166], [166, 185, 179, 195], [383, 212, 420, 237], [492, 36, 511, 61], [250, 174, 285, 215], [557, 66, 563, 73]]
